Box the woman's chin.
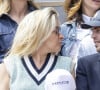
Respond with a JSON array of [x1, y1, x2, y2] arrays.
[[55, 48, 61, 54]]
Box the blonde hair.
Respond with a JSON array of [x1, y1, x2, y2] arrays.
[[0, 0, 38, 15], [8, 7, 58, 56], [64, 0, 82, 22]]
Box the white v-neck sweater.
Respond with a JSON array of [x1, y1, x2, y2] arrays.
[[4, 54, 73, 90]]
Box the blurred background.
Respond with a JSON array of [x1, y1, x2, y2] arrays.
[[34, 0, 66, 24]]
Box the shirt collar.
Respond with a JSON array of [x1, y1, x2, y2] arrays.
[[82, 14, 93, 23]]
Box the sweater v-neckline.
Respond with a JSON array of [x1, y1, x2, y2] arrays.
[[21, 54, 58, 85]]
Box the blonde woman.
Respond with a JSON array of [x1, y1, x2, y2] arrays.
[[0, 0, 38, 63], [0, 7, 73, 90], [60, 0, 100, 60]]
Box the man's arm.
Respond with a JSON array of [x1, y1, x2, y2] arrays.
[[76, 58, 89, 90]]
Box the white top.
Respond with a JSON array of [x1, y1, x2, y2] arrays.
[[70, 14, 97, 63]]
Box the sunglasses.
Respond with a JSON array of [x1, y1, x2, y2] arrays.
[[53, 26, 61, 35]]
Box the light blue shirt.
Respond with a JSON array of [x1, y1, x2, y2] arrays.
[[60, 17, 97, 59]]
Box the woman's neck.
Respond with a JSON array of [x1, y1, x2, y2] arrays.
[[32, 52, 48, 69], [82, 6, 97, 17], [32, 46, 49, 69], [8, 1, 29, 24]]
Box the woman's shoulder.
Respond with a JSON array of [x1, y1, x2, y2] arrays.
[[61, 20, 76, 27], [3, 55, 23, 78], [60, 21, 76, 34], [3, 55, 22, 70], [57, 55, 71, 60], [4, 55, 21, 62], [57, 56, 72, 65], [56, 56, 74, 71]]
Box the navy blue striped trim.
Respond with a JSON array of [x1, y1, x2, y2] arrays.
[[21, 54, 58, 85], [29, 53, 50, 74]]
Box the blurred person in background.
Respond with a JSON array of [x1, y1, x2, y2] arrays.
[[76, 10, 100, 90], [60, 0, 100, 63], [0, 0, 38, 63]]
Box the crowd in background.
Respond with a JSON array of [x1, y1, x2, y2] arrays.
[[0, 0, 100, 90]]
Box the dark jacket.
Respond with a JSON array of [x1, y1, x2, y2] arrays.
[[0, 4, 37, 63], [76, 53, 100, 90]]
